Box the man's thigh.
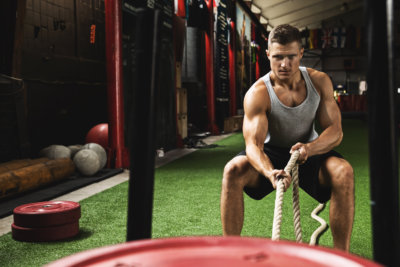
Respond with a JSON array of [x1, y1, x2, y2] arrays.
[[299, 151, 344, 203], [240, 145, 290, 200], [239, 146, 345, 203]]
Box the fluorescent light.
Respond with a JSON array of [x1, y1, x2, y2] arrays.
[[251, 4, 261, 14], [260, 16, 268, 24]]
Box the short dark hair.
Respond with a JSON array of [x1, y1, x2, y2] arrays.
[[268, 24, 302, 49]]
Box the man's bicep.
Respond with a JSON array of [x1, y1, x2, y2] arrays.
[[242, 84, 269, 148], [243, 112, 268, 148], [317, 78, 342, 130]]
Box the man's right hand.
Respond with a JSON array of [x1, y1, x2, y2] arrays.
[[268, 169, 292, 192]]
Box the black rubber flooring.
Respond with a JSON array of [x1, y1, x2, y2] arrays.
[[0, 168, 123, 218]]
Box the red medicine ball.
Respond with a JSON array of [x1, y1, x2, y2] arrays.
[[85, 123, 109, 149]]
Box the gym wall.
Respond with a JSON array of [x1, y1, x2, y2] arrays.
[[300, 7, 368, 114], [20, 0, 108, 157]]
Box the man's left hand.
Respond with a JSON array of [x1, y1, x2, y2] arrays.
[[290, 143, 309, 164]]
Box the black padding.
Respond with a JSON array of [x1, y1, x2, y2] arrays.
[[0, 168, 123, 218]]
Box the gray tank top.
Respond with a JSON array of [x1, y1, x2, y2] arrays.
[[263, 66, 320, 148]]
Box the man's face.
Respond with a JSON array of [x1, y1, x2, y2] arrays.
[[267, 41, 304, 81]]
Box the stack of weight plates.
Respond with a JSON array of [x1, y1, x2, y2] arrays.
[[12, 201, 81, 242]]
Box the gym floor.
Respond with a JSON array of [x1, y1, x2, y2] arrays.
[[0, 120, 378, 265]]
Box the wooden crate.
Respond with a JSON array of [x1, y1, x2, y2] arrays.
[[176, 87, 187, 114], [176, 86, 187, 139], [177, 113, 188, 139], [224, 115, 243, 133], [176, 62, 182, 88]]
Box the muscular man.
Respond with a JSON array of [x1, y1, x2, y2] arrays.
[[220, 24, 354, 251]]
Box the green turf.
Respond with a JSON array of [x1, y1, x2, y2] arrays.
[[0, 118, 375, 266]]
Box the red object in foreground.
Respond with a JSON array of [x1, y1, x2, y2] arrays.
[[86, 123, 109, 149], [45, 236, 382, 267]]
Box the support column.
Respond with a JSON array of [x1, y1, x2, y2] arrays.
[[126, 8, 161, 241], [229, 20, 237, 116], [105, 0, 128, 168], [205, 0, 219, 134], [255, 48, 260, 80], [366, 0, 400, 266]]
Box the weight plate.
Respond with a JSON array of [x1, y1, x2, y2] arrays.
[[12, 221, 79, 242], [44, 236, 382, 267], [13, 201, 80, 228]]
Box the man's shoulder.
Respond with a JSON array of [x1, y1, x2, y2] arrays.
[[304, 67, 329, 81], [244, 78, 270, 112], [247, 78, 268, 96], [303, 67, 334, 99]]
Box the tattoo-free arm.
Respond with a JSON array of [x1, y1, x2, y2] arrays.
[[243, 83, 291, 189], [291, 71, 343, 160]]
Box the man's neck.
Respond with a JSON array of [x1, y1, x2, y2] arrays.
[[270, 69, 303, 90]]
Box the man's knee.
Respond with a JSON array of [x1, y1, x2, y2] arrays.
[[222, 157, 252, 189], [328, 159, 354, 192]]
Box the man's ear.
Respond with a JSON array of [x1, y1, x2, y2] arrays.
[[299, 48, 304, 59], [266, 49, 270, 59]]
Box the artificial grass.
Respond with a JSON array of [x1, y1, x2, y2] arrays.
[[0, 118, 375, 266]]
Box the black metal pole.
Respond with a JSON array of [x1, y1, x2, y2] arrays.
[[366, 0, 400, 266], [126, 8, 161, 241]]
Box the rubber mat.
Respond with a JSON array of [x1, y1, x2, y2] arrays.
[[0, 168, 123, 218]]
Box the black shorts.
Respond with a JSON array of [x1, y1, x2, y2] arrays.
[[239, 144, 343, 203]]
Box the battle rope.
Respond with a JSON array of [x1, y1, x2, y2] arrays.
[[271, 150, 328, 245]]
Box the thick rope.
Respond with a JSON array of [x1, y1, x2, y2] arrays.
[[310, 203, 328, 245], [271, 150, 328, 245], [271, 178, 285, 240], [272, 150, 300, 241], [291, 163, 302, 242]]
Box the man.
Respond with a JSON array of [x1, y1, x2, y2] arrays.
[[220, 24, 354, 251]]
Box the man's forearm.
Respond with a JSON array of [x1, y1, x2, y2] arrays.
[[245, 143, 274, 178], [307, 126, 343, 157]]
